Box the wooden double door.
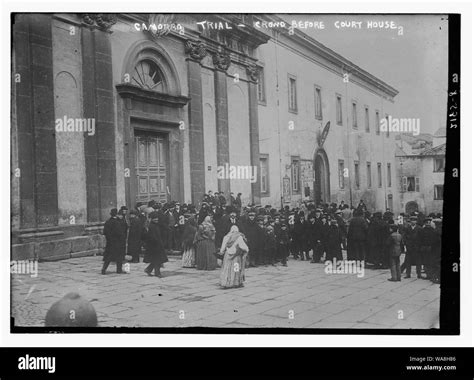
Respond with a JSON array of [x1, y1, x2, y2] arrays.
[[134, 131, 169, 204]]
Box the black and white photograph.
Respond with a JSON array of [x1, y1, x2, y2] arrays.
[[10, 12, 456, 331]]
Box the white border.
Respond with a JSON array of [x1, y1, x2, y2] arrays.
[[1, 0, 472, 348]]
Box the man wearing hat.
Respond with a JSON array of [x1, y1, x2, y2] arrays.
[[240, 209, 260, 267], [418, 217, 437, 281], [308, 212, 323, 263], [143, 211, 168, 277], [128, 209, 143, 263], [347, 209, 368, 261], [334, 209, 347, 250], [102, 208, 127, 274], [401, 216, 422, 278], [276, 222, 290, 266]]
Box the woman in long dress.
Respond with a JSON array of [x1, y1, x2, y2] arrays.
[[181, 217, 197, 268], [194, 216, 218, 270], [219, 225, 249, 289]]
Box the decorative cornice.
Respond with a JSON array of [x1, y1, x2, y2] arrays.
[[81, 14, 117, 31], [212, 51, 231, 71], [259, 14, 399, 99], [185, 39, 207, 61], [246, 64, 259, 82], [116, 83, 190, 108]]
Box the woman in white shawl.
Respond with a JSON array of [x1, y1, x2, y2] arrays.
[[219, 225, 249, 289]]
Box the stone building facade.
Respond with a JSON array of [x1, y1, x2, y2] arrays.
[[395, 128, 446, 215], [11, 13, 400, 261], [254, 15, 399, 211]]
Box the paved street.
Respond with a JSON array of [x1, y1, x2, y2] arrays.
[[11, 255, 440, 329]]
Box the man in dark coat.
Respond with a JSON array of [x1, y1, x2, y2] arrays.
[[347, 210, 368, 261], [118, 206, 129, 254], [263, 225, 277, 265], [233, 193, 242, 215], [293, 213, 309, 260], [172, 202, 184, 252], [403, 216, 422, 278], [127, 210, 143, 263], [366, 213, 377, 265], [276, 223, 290, 266], [326, 219, 344, 261], [241, 210, 261, 267], [143, 211, 168, 277], [218, 191, 227, 207], [308, 213, 323, 263], [256, 216, 267, 265], [102, 208, 127, 274], [198, 202, 211, 225], [418, 218, 437, 280]]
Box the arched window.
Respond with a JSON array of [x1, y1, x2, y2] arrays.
[[131, 59, 165, 92]]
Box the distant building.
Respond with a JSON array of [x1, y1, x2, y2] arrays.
[[395, 127, 446, 215]]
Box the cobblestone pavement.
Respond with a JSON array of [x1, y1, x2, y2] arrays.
[[11, 254, 440, 329]]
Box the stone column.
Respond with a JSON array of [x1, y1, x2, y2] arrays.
[[247, 64, 261, 205], [13, 14, 59, 228], [213, 52, 231, 199], [185, 40, 207, 205], [81, 15, 118, 222]]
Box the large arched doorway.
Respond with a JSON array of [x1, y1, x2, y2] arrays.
[[314, 149, 330, 204], [117, 40, 188, 207], [405, 201, 419, 215]]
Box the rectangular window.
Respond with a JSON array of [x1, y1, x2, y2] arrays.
[[354, 161, 360, 189], [375, 111, 380, 135], [387, 194, 393, 211], [434, 185, 444, 200], [338, 159, 345, 189], [336, 95, 343, 125], [352, 102, 358, 128], [366, 162, 372, 188], [385, 114, 390, 137], [257, 67, 266, 104], [387, 163, 392, 187], [434, 157, 445, 172], [377, 163, 382, 188], [288, 75, 297, 113], [403, 176, 420, 192], [291, 156, 300, 193], [260, 155, 269, 195], [314, 86, 322, 119], [365, 107, 370, 132]]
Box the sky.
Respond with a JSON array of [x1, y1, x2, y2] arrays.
[[280, 14, 449, 135]]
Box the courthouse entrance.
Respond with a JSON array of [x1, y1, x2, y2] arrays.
[[134, 131, 169, 204], [314, 149, 330, 204]]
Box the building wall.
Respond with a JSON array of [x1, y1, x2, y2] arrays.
[[52, 18, 88, 225], [421, 158, 444, 213], [256, 32, 399, 212], [396, 155, 444, 214], [109, 20, 191, 206]]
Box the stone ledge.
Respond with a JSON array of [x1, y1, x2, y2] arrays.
[[11, 235, 105, 261], [18, 230, 64, 243]]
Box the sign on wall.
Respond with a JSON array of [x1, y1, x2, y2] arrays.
[[300, 159, 314, 199]]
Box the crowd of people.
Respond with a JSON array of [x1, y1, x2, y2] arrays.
[[101, 192, 443, 288]]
